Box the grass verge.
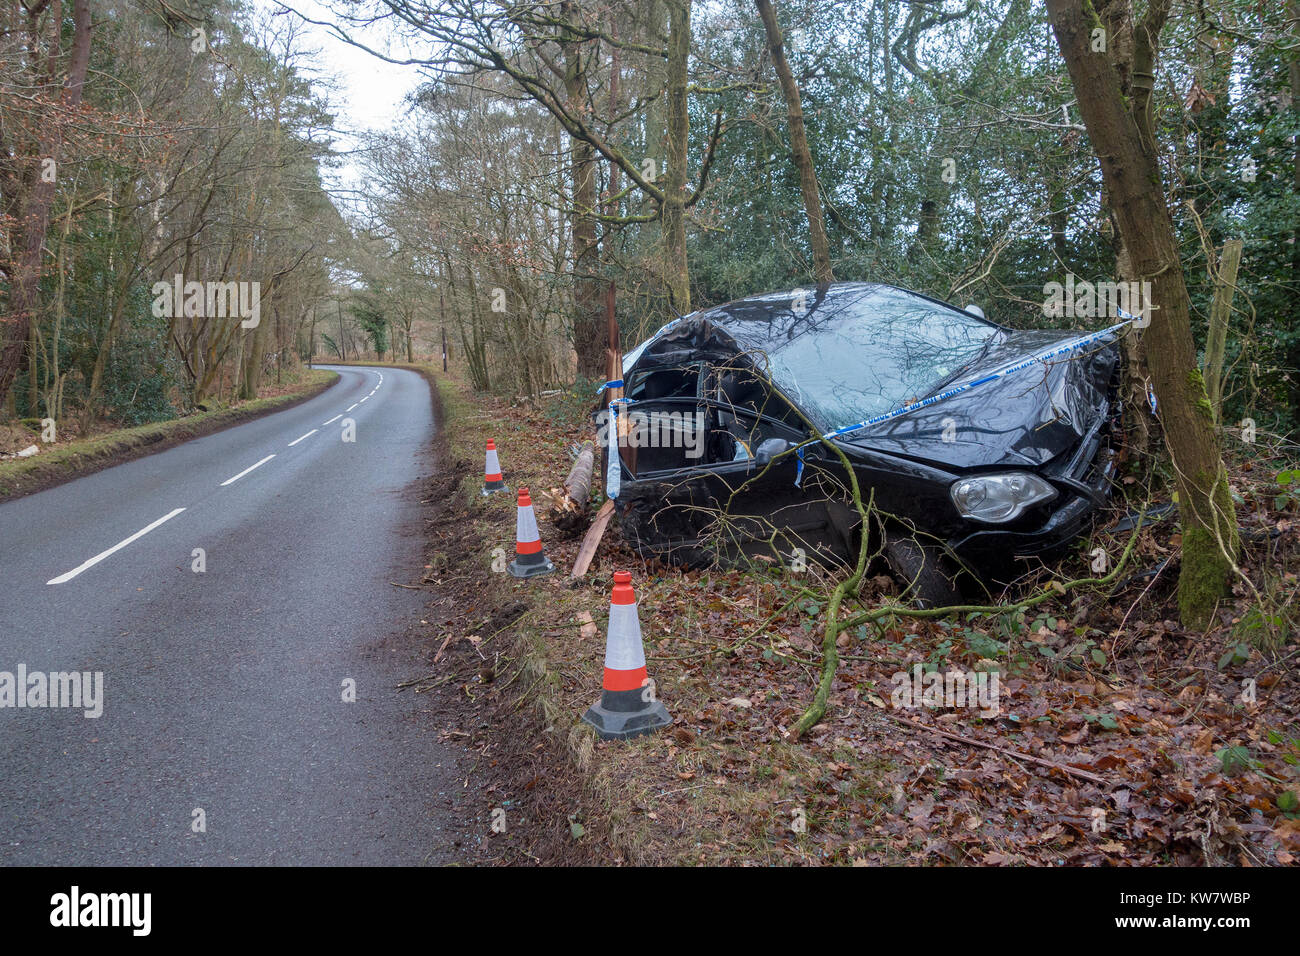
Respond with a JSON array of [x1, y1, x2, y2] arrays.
[[0, 369, 337, 503], [416, 370, 1300, 867]]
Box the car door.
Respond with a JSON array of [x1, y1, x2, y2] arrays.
[[691, 363, 845, 563]]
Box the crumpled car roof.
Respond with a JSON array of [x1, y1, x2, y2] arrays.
[[624, 281, 1120, 470], [629, 283, 1003, 427]]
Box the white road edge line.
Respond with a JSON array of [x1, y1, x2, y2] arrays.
[[47, 508, 187, 585], [220, 454, 275, 487], [288, 429, 318, 447], [322, 414, 342, 425]]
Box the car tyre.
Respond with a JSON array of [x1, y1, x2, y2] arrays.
[[883, 533, 962, 609]]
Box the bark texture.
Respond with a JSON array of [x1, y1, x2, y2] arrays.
[[754, 0, 834, 283], [1046, 0, 1238, 628]]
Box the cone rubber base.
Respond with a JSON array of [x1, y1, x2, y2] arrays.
[[582, 698, 671, 740], [482, 481, 508, 496], [508, 556, 554, 578]]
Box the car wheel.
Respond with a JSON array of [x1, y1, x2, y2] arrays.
[[883, 534, 962, 609]]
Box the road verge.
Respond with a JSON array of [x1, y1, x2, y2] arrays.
[[0, 369, 338, 503], [414, 369, 1300, 866]]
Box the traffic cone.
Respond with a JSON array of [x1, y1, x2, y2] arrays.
[[508, 487, 554, 578], [482, 439, 507, 496], [582, 571, 672, 740]]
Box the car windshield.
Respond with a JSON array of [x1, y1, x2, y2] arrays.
[[758, 286, 1002, 432]]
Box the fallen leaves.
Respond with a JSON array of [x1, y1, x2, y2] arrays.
[[434, 375, 1300, 868]]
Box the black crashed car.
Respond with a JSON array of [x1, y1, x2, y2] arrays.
[[601, 281, 1122, 605]]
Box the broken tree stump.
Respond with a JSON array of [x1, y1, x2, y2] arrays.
[[547, 441, 595, 536]]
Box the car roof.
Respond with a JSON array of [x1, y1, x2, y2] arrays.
[[631, 281, 998, 367]]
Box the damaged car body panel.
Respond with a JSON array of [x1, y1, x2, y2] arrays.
[[604, 282, 1121, 595]]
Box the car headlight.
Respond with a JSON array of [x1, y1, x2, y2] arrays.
[[950, 472, 1057, 523]]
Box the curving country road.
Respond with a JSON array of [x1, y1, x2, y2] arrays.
[[0, 366, 467, 865]]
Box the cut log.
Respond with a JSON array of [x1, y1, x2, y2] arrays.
[[563, 441, 595, 508], [571, 499, 616, 579]]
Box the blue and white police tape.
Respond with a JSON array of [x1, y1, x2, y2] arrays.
[[598, 379, 626, 497], [794, 317, 1136, 486], [606, 397, 632, 499]]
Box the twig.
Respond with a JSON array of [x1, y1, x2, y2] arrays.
[[433, 633, 455, 663], [887, 712, 1107, 785]]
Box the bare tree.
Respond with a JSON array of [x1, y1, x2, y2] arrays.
[[754, 0, 833, 283], [0, 0, 92, 408]]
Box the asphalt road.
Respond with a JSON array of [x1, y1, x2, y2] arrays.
[[0, 366, 467, 865]]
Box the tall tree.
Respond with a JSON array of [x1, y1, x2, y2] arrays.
[[754, 0, 833, 283], [318, 1, 723, 326], [0, 0, 93, 408], [1045, 0, 1237, 627], [561, 3, 603, 379]]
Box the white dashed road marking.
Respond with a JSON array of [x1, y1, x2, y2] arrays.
[[220, 454, 276, 487], [47, 508, 187, 585]]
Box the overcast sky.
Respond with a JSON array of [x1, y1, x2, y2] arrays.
[[255, 0, 426, 204]]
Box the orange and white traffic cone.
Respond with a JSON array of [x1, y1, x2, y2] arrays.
[[508, 487, 554, 578], [582, 571, 671, 739], [482, 439, 507, 496]]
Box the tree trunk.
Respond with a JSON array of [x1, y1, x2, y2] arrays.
[[754, 0, 833, 284], [240, 288, 270, 400], [337, 301, 347, 362], [1046, 0, 1238, 629], [661, 0, 691, 315], [1289, 0, 1300, 416], [1203, 238, 1243, 423], [562, 4, 605, 381]]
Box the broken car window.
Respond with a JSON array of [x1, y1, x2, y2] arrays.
[[756, 286, 1002, 432], [627, 365, 700, 402]]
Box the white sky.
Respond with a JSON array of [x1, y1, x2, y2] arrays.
[[253, 0, 426, 203]]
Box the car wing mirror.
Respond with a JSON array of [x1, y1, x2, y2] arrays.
[[755, 437, 791, 466]]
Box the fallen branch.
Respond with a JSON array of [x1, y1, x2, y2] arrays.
[[571, 498, 616, 578], [887, 712, 1107, 786], [789, 499, 1148, 739]]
